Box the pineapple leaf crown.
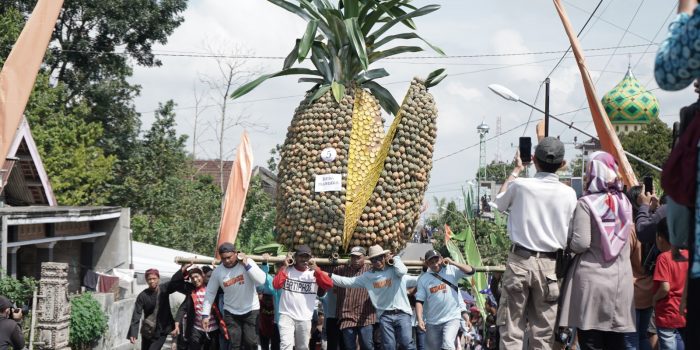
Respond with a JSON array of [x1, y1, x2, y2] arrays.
[[230, 0, 446, 115]]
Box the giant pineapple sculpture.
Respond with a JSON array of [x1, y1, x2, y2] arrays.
[[232, 0, 446, 255]]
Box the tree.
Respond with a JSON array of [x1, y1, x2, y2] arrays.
[[236, 176, 277, 254], [267, 144, 282, 173], [619, 118, 672, 177], [24, 74, 116, 205], [476, 160, 516, 184]]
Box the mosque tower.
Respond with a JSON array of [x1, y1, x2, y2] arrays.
[[601, 64, 660, 134]]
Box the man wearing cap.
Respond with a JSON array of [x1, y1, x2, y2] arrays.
[[273, 244, 333, 350], [128, 266, 187, 350], [332, 246, 376, 350], [0, 296, 23, 350], [331, 245, 416, 350], [493, 137, 577, 349], [202, 242, 266, 350], [415, 250, 474, 350]]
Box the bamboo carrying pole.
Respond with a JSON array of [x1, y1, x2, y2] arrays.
[[173, 255, 506, 273]]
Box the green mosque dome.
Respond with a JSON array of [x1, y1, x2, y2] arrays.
[[601, 66, 659, 124]]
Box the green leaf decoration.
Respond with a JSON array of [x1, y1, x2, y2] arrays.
[[371, 4, 440, 40], [231, 68, 322, 99], [362, 80, 399, 115], [331, 81, 346, 102], [344, 17, 369, 69], [310, 84, 331, 102], [356, 68, 389, 83], [298, 20, 319, 62]]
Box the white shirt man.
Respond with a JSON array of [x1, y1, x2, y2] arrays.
[[493, 137, 577, 350]]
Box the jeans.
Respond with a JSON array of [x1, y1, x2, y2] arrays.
[[141, 334, 167, 350], [624, 307, 653, 350], [279, 314, 312, 350], [341, 325, 374, 350], [657, 328, 685, 350], [426, 319, 461, 350], [414, 326, 426, 350], [223, 310, 259, 350], [378, 311, 415, 350]]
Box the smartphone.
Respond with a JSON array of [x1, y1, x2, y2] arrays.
[[643, 175, 654, 194], [519, 137, 532, 164]]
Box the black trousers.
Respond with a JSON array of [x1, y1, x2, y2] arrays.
[[142, 334, 168, 350], [577, 329, 625, 350], [260, 324, 280, 350], [224, 310, 259, 350], [189, 328, 220, 350], [326, 318, 345, 350]]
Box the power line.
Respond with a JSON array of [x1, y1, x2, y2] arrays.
[[56, 43, 657, 62]]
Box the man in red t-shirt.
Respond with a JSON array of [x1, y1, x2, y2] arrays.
[[652, 218, 688, 350]]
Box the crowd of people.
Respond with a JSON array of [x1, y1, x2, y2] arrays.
[[123, 0, 700, 349], [127, 241, 515, 350]]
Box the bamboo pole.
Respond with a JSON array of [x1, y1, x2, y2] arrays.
[[173, 255, 505, 273]]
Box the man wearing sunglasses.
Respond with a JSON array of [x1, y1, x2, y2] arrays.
[[331, 245, 417, 350]]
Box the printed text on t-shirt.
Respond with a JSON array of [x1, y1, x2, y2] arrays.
[[223, 274, 245, 287], [429, 283, 447, 294], [284, 278, 316, 294], [373, 278, 392, 289]]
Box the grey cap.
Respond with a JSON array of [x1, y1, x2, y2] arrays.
[[350, 246, 366, 256], [534, 137, 565, 165]]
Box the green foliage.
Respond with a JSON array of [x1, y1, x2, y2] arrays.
[[0, 273, 36, 307], [569, 156, 584, 177], [474, 217, 510, 266], [476, 160, 516, 184], [122, 101, 222, 255], [25, 75, 116, 205], [236, 176, 277, 253], [618, 118, 672, 177], [69, 293, 108, 350], [232, 0, 444, 114]]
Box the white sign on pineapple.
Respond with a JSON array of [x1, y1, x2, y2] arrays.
[[314, 174, 342, 192]]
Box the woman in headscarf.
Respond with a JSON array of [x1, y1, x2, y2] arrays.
[[558, 151, 635, 350]]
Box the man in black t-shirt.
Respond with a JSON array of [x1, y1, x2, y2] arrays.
[[0, 296, 23, 350]]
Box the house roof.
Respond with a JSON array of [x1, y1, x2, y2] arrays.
[[1, 118, 55, 206]]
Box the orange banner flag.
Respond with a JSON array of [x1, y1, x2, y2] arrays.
[[215, 131, 254, 259], [444, 224, 453, 244], [553, 0, 638, 187], [0, 0, 63, 173]]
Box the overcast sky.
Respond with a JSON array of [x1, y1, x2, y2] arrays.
[[129, 0, 694, 209]]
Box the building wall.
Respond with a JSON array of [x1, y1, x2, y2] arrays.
[[52, 240, 82, 291], [92, 293, 136, 350], [93, 208, 131, 273]]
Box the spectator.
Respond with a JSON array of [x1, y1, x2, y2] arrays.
[[128, 267, 186, 350], [559, 151, 635, 349], [331, 245, 416, 350], [493, 137, 577, 349], [654, 0, 700, 91], [0, 296, 23, 350], [273, 244, 333, 350], [624, 186, 656, 350], [652, 218, 689, 350], [202, 243, 267, 350]]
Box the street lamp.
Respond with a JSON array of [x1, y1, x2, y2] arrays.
[[487, 83, 662, 172]]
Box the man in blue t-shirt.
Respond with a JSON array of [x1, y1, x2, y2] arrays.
[[415, 250, 474, 350]]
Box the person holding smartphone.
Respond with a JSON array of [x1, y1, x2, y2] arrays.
[[493, 137, 577, 349]]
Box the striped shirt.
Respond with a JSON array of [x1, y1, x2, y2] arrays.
[[193, 287, 218, 331], [333, 264, 376, 330]]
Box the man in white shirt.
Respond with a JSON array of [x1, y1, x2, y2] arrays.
[[201, 242, 266, 350], [493, 137, 577, 350], [273, 244, 333, 350]]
